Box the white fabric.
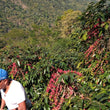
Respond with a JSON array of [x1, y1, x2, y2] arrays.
[[1, 80, 28, 110]]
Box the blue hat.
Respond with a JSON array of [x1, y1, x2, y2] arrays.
[[0, 69, 8, 81]]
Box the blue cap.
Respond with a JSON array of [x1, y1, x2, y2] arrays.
[[0, 69, 8, 81]]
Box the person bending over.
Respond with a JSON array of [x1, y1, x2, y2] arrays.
[[0, 68, 31, 110]]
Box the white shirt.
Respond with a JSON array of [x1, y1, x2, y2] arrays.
[[1, 80, 30, 110]]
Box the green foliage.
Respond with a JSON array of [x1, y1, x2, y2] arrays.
[[0, 0, 97, 36], [0, 0, 110, 109], [56, 9, 82, 38]]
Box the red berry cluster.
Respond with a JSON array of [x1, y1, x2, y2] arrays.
[[86, 18, 104, 40], [84, 37, 102, 59], [9, 62, 18, 77], [87, 23, 100, 39], [46, 68, 82, 110], [8, 62, 28, 79]]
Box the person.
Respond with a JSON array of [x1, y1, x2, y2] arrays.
[[0, 68, 31, 110]]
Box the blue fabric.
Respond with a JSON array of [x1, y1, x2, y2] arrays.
[[0, 69, 8, 81]]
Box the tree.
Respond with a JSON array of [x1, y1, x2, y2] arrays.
[[56, 9, 81, 38]]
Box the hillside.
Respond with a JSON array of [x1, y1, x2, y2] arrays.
[[0, 0, 110, 109], [0, 0, 98, 36]]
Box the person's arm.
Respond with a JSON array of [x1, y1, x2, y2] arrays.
[[18, 101, 26, 110], [0, 98, 5, 110]]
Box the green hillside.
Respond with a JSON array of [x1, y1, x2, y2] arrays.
[[0, 0, 97, 36], [0, 0, 110, 109]]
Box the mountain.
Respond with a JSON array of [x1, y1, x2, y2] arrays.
[[0, 0, 98, 36]]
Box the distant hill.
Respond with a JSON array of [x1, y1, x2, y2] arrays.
[[0, 0, 98, 36]]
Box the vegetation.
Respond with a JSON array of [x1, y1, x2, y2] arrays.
[[0, 0, 98, 36], [0, 0, 110, 109]]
